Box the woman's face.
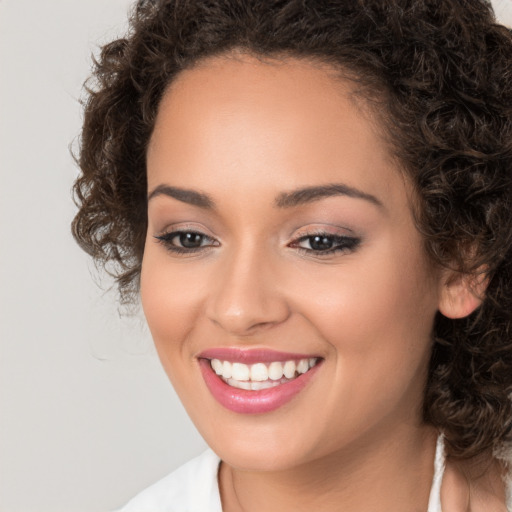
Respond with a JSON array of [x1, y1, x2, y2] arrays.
[[141, 54, 443, 471]]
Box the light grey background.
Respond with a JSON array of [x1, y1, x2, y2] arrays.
[[0, 1, 511, 511], [0, 2, 207, 512]]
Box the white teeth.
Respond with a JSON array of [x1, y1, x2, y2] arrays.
[[229, 378, 252, 390], [268, 361, 284, 380], [251, 380, 273, 390], [210, 357, 320, 388], [298, 359, 309, 374], [222, 360, 232, 379], [231, 362, 250, 381], [226, 378, 285, 391], [211, 359, 223, 375], [250, 363, 268, 381], [283, 360, 296, 379]]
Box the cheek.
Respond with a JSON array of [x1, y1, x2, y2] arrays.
[[287, 240, 438, 392], [305, 236, 437, 341], [295, 260, 437, 439], [140, 247, 206, 359]]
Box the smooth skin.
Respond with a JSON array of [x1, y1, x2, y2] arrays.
[[141, 53, 505, 511]]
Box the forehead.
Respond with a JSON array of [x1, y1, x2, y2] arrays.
[[147, 54, 406, 209]]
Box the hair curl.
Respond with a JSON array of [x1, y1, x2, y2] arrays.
[[72, 0, 512, 460]]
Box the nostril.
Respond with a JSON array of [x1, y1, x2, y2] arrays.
[[204, 259, 291, 335], [207, 302, 291, 336]]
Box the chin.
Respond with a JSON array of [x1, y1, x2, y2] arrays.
[[214, 437, 313, 472], [194, 412, 323, 472]]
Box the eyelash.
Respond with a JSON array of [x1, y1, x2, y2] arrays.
[[154, 230, 218, 255], [154, 230, 361, 257], [291, 232, 360, 256]]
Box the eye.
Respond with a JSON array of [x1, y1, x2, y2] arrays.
[[154, 230, 218, 254], [291, 232, 360, 256]]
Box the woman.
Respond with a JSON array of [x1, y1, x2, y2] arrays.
[[72, 0, 512, 510]]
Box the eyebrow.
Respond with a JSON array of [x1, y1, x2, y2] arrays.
[[274, 183, 384, 209], [148, 185, 215, 209], [147, 182, 383, 210]]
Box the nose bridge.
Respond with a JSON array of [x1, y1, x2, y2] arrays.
[[206, 239, 289, 335]]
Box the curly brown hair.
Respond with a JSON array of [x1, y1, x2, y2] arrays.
[[72, 0, 512, 460]]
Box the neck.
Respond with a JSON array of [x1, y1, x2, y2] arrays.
[[219, 424, 438, 512]]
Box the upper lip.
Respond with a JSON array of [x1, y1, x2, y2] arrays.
[[197, 347, 321, 364]]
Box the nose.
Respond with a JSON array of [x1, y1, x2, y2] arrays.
[[205, 246, 290, 336]]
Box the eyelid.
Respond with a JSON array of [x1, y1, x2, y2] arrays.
[[154, 221, 217, 239], [292, 224, 355, 237], [288, 226, 362, 257], [155, 229, 217, 243], [152, 224, 360, 257], [153, 223, 220, 255]]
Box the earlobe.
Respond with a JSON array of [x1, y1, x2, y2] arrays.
[[438, 270, 488, 319]]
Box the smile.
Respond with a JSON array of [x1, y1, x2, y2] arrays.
[[210, 358, 319, 390], [198, 349, 323, 414]]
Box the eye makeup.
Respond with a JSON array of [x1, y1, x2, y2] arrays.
[[154, 227, 361, 258]]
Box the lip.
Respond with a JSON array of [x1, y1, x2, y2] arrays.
[[198, 353, 323, 414], [198, 347, 319, 364]]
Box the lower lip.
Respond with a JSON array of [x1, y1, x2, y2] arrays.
[[198, 359, 322, 414]]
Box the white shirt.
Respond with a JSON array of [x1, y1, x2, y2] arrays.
[[116, 437, 446, 512], [116, 449, 222, 512]]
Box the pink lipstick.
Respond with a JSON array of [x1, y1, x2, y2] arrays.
[[198, 348, 322, 414]]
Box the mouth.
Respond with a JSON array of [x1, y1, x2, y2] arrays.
[[198, 348, 323, 414], [210, 357, 319, 390]]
